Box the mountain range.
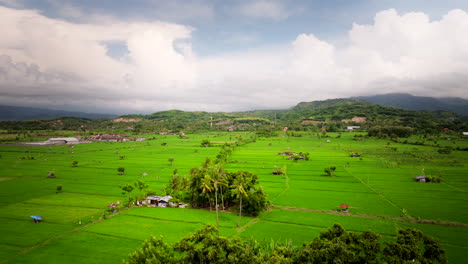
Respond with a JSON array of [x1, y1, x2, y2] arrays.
[[0, 105, 116, 121], [354, 93, 468, 115], [0, 93, 467, 121]]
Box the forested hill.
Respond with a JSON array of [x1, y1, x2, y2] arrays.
[[354, 93, 468, 115], [233, 99, 460, 123], [0, 98, 465, 132], [0, 105, 116, 121]]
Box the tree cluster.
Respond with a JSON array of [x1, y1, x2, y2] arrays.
[[124, 224, 446, 264], [166, 158, 268, 218], [368, 126, 414, 138]]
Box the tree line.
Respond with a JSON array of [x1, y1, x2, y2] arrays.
[[124, 224, 447, 264]]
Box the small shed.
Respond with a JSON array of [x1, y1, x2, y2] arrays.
[[30, 215, 42, 223], [415, 176, 427, 182], [146, 195, 173, 207], [339, 203, 349, 212], [146, 196, 161, 206], [272, 169, 284, 175]]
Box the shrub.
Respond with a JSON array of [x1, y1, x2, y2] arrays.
[[71, 160, 78, 167], [117, 167, 125, 175], [201, 139, 211, 147], [56, 184, 63, 193], [437, 147, 452, 154], [324, 166, 336, 176]]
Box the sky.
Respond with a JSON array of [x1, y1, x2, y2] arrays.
[[0, 0, 467, 114]]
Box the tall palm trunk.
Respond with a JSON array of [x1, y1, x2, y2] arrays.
[[238, 195, 242, 228], [215, 188, 219, 236], [220, 186, 225, 210]]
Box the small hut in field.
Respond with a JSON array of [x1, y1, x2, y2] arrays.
[[339, 203, 349, 212], [272, 169, 284, 175], [415, 176, 427, 182]]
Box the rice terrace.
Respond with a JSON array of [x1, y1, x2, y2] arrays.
[[0, 106, 467, 263]]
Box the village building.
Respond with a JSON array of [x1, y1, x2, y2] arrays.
[[46, 137, 80, 145], [145, 195, 173, 207], [347, 126, 361, 132], [90, 134, 128, 142], [463, 132, 468, 136]]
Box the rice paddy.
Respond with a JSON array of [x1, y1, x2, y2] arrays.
[[0, 132, 467, 263]]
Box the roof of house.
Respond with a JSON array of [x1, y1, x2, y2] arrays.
[[48, 137, 79, 141], [339, 203, 349, 208], [415, 176, 426, 179]]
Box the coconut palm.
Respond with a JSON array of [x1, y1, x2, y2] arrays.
[[200, 175, 213, 210], [211, 165, 228, 210], [232, 175, 248, 228]]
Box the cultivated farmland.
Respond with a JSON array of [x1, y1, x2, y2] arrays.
[[0, 132, 467, 263]]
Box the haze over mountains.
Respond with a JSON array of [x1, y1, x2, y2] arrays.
[[0, 105, 116, 121], [354, 93, 468, 115], [1, 93, 467, 121]]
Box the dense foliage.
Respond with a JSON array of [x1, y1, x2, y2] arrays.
[[124, 224, 447, 264], [167, 158, 269, 217], [368, 126, 414, 138]]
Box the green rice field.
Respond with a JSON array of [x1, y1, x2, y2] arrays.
[[0, 132, 467, 263]]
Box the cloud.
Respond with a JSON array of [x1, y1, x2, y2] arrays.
[[234, 0, 291, 20], [0, 6, 468, 114]]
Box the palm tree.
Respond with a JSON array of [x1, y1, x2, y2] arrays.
[[211, 165, 227, 210], [212, 178, 220, 236], [210, 165, 230, 236], [232, 175, 248, 228], [200, 175, 213, 210]]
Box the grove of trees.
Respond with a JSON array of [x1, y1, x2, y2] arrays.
[[124, 224, 447, 264]]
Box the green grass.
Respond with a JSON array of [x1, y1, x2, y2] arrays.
[[1, 132, 467, 263]]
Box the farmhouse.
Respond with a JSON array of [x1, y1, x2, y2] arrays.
[[463, 132, 468, 136], [347, 126, 360, 132], [46, 137, 80, 145], [146, 195, 173, 207]]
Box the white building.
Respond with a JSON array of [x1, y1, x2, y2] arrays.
[[347, 126, 361, 132], [46, 137, 80, 144]]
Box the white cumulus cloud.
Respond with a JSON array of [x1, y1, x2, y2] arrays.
[[0, 6, 467, 114]]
